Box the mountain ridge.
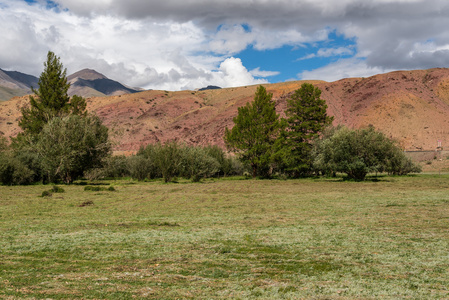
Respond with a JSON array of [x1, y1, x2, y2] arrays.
[[0, 68, 140, 101], [1, 68, 449, 153]]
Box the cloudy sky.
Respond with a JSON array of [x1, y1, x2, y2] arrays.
[[1, 0, 449, 90]]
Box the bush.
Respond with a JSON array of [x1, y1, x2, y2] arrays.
[[103, 155, 132, 179], [14, 150, 44, 183], [385, 148, 422, 175], [41, 190, 52, 197], [84, 185, 115, 192], [181, 146, 220, 182], [127, 155, 154, 181], [136, 141, 184, 183], [51, 185, 65, 193], [35, 114, 111, 183], [0, 154, 35, 185], [314, 126, 421, 180]]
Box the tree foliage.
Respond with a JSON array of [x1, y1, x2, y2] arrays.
[[35, 114, 111, 183], [274, 83, 333, 176], [4, 51, 110, 185], [181, 146, 220, 182], [224, 85, 281, 177], [313, 126, 421, 180], [18, 51, 86, 136]]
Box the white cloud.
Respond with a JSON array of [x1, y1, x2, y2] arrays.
[[299, 47, 355, 60], [0, 0, 276, 90], [250, 68, 280, 78], [299, 58, 393, 82], [2, 0, 449, 90], [212, 57, 268, 88]]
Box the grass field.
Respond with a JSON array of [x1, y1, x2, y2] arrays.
[[1, 175, 449, 299]]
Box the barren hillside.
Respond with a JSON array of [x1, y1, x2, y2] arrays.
[[1, 68, 449, 152]]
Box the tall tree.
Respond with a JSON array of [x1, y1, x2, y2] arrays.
[[275, 83, 333, 177], [224, 85, 280, 178], [18, 51, 86, 136], [9, 51, 108, 184]]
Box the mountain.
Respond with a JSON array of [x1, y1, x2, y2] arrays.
[[67, 69, 140, 97], [0, 68, 141, 101], [199, 85, 221, 91], [1, 68, 449, 155], [0, 69, 38, 101]]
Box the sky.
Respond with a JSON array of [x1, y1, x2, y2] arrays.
[[1, 0, 449, 91]]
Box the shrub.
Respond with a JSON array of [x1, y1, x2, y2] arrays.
[[0, 154, 35, 185], [84, 185, 115, 192], [35, 114, 111, 183], [103, 155, 132, 178], [51, 185, 65, 193], [84, 186, 101, 191], [127, 155, 154, 181], [41, 190, 52, 197], [385, 148, 422, 175], [314, 126, 421, 180], [138, 141, 184, 183], [181, 146, 220, 182]]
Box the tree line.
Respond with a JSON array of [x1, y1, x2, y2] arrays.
[[0, 52, 421, 185], [224, 85, 421, 180]]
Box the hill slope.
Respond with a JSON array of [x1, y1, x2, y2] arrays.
[[0, 69, 38, 101], [67, 69, 140, 97], [0, 68, 141, 101], [1, 68, 449, 152]]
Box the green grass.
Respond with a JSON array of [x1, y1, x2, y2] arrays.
[[1, 175, 449, 298]]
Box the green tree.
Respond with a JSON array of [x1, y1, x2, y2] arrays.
[[151, 141, 184, 183], [313, 126, 421, 180], [35, 114, 111, 183], [0, 136, 35, 185], [274, 83, 333, 177], [18, 51, 86, 136], [181, 146, 220, 182], [224, 85, 281, 178], [0, 136, 8, 152]]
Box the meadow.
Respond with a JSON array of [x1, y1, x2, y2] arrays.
[[1, 175, 449, 299]]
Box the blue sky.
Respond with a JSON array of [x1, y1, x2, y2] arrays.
[[236, 31, 357, 83], [2, 0, 449, 90]]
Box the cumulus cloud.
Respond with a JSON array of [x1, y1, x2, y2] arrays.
[[1, 0, 449, 89], [0, 0, 269, 90], [214, 57, 267, 87]]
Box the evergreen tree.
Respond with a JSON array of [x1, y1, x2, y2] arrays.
[[275, 83, 333, 177], [7, 51, 109, 185], [18, 51, 86, 136], [224, 85, 280, 178]]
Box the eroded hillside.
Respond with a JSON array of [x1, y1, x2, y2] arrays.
[[1, 68, 449, 152]]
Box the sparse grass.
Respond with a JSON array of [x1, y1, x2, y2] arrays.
[[1, 175, 449, 298]]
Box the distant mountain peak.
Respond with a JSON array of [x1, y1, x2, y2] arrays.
[[68, 69, 107, 81], [66, 69, 140, 97], [199, 85, 221, 91]]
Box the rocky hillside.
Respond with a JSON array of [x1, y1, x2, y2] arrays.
[[1, 68, 449, 152]]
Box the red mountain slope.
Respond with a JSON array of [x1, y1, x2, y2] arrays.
[[1, 68, 449, 152]]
